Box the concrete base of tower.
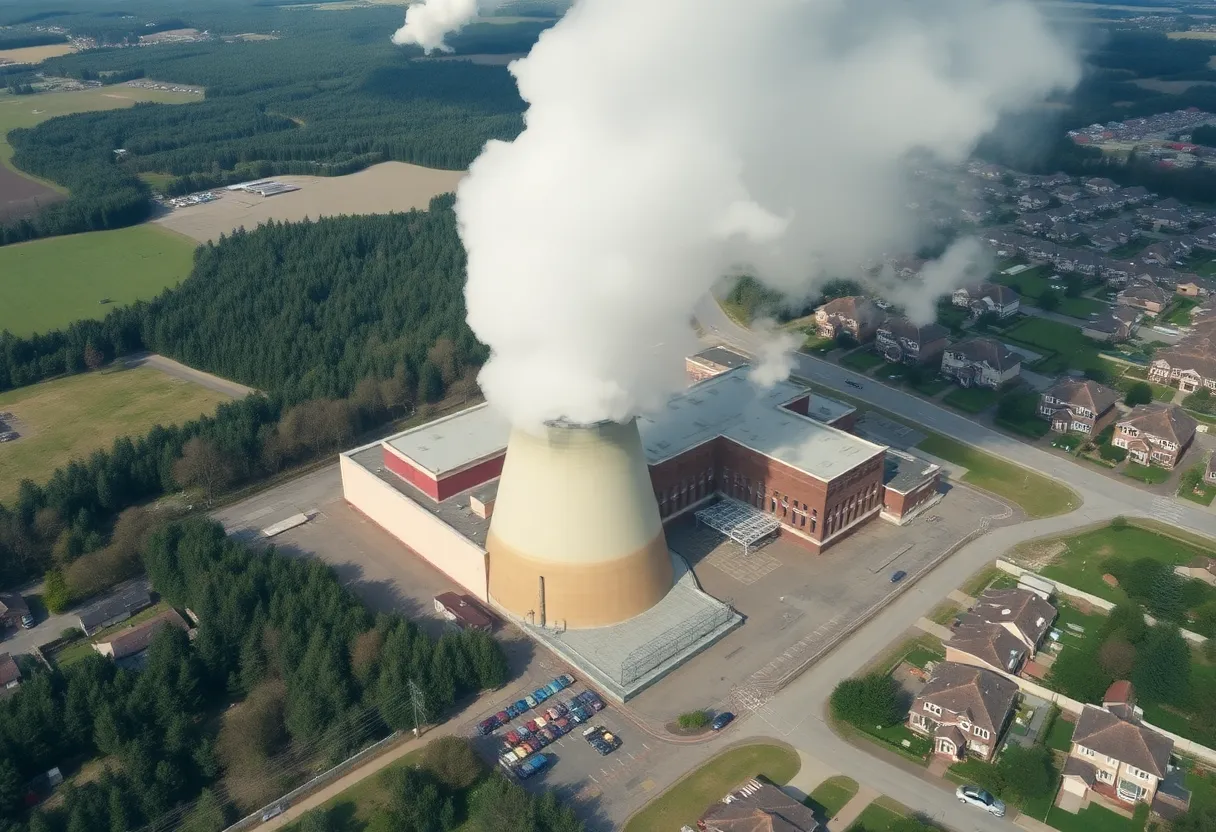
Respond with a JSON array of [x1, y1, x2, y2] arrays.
[[487, 552, 742, 703]]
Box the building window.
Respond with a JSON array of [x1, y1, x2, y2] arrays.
[[1079, 746, 1095, 758], [1129, 767, 1150, 781], [923, 702, 942, 717], [959, 721, 971, 733], [1096, 769, 1114, 784], [1106, 756, 1117, 766], [975, 727, 990, 740]]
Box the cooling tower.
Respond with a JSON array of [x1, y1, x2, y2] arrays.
[[486, 418, 674, 629]]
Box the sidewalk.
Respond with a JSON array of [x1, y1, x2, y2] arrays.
[[829, 785, 879, 831], [781, 749, 838, 802]]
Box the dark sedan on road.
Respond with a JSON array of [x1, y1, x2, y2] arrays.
[[711, 712, 734, 731]]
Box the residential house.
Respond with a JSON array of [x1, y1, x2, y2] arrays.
[[697, 779, 821, 832], [1120, 185, 1152, 205], [952, 283, 1020, 319], [960, 588, 1057, 655], [1038, 379, 1120, 435], [0, 653, 20, 693], [77, 581, 153, 636], [814, 296, 881, 343], [1141, 208, 1189, 231], [1085, 177, 1119, 194], [1111, 404, 1197, 469], [875, 316, 949, 365], [1062, 682, 1182, 812], [1116, 284, 1169, 315], [1071, 198, 1101, 220], [1047, 222, 1086, 243], [1016, 212, 1052, 234], [1018, 190, 1052, 211], [93, 608, 191, 661], [1054, 185, 1083, 202], [941, 338, 1022, 389], [1140, 242, 1185, 267], [1083, 308, 1140, 344], [1174, 556, 1216, 587], [946, 622, 1028, 676], [0, 593, 29, 629], [907, 662, 1018, 762], [1150, 304, 1216, 391], [1177, 278, 1214, 297]]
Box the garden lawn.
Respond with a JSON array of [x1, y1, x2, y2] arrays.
[[625, 744, 800, 832], [1001, 317, 1106, 376], [0, 224, 197, 335], [944, 386, 1000, 413], [996, 415, 1052, 439], [1111, 373, 1175, 404], [840, 350, 885, 372], [1164, 297, 1200, 327], [53, 601, 172, 668], [0, 366, 230, 503], [1044, 802, 1140, 832], [1122, 462, 1172, 485], [903, 645, 945, 670], [916, 434, 1080, 518], [1037, 522, 1216, 606], [845, 797, 909, 832], [858, 722, 931, 760], [1044, 717, 1075, 752], [806, 776, 858, 819], [995, 266, 1052, 299], [1181, 480, 1216, 506], [1057, 295, 1107, 319]]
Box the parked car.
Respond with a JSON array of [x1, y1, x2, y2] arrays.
[[956, 785, 1005, 817], [890, 570, 907, 583], [525, 695, 538, 709], [845, 379, 863, 389], [711, 712, 735, 731], [558, 674, 575, 687], [525, 719, 539, 733], [261, 804, 288, 822], [20, 613, 33, 629], [476, 717, 499, 736]]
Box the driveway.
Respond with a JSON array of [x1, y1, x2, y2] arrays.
[[0, 582, 83, 658]]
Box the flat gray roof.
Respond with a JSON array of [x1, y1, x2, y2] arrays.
[[804, 393, 855, 425], [638, 372, 886, 481], [883, 450, 941, 494], [691, 346, 750, 370], [384, 404, 511, 478]]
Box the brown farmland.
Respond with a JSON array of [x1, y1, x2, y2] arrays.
[[0, 165, 64, 222]]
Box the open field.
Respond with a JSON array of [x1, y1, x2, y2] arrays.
[[0, 224, 197, 336], [1172, 30, 1216, 40], [0, 43, 77, 65], [155, 161, 465, 242], [0, 366, 231, 501], [1132, 78, 1216, 94], [0, 84, 201, 215], [624, 744, 799, 832]]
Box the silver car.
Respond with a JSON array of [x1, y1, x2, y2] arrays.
[[956, 784, 1005, 817]]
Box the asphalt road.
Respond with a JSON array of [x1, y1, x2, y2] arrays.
[[694, 295, 1216, 537]]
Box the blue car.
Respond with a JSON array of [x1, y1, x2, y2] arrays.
[[890, 570, 907, 583], [711, 712, 735, 731]]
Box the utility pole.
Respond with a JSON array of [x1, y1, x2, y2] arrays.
[[407, 678, 427, 738]]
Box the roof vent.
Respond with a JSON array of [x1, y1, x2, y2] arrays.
[[1001, 608, 1012, 615]]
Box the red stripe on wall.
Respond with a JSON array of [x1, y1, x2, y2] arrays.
[[435, 454, 506, 501], [382, 447, 440, 500]]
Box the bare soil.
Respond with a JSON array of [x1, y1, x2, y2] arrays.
[[154, 161, 465, 243], [0, 164, 64, 222], [0, 43, 76, 65]]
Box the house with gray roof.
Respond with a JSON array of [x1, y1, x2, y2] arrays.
[[907, 662, 1018, 762], [1039, 379, 1120, 436], [952, 283, 1020, 319], [941, 338, 1021, 389], [963, 588, 1058, 654], [874, 316, 949, 365], [1112, 404, 1197, 469]]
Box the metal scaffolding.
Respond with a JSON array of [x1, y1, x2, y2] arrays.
[[695, 498, 779, 554]]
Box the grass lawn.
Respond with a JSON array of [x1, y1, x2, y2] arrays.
[[840, 350, 885, 372], [625, 744, 800, 832], [903, 645, 946, 671], [996, 415, 1052, 439], [1044, 717, 1075, 752], [1044, 802, 1139, 832], [0, 224, 197, 336], [1057, 295, 1107, 319], [996, 266, 1053, 300], [916, 434, 1080, 518], [1002, 317, 1106, 376], [53, 601, 172, 667], [928, 601, 961, 625], [944, 386, 1000, 413], [802, 334, 835, 354], [1036, 522, 1216, 605], [283, 749, 423, 832], [859, 722, 932, 760], [806, 776, 858, 819], [1164, 297, 1200, 327], [1186, 766, 1216, 811], [137, 171, 177, 191], [0, 366, 230, 502], [0, 85, 200, 178], [845, 797, 909, 832], [1181, 481, 1216, 506], [1111, 374, 1175, 404], [1122, 462, 1173, 484]]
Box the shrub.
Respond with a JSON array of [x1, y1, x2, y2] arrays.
[[42, 569, 70, 614], [676, 711, 710, 731], [998, 744, 1058, 802], [830, 674, 903, 728], [422, 736, 485, 791], [1049, 646, 1114, 703], [1100, 444, 1128, 463], [1132, 625, 1191, 706], [1124, 381, 1153, 406]]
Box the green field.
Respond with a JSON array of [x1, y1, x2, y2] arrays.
[[1001, 317, 1105, 375], [916, 434, 1080, 518], [0, 224, 197, 335], [845, 797, 909, 832], [0, 366, 230, 502], [0, 85, 201, 176], [943, 386, 1000, 413], [839, 349, 885, 373], [625, 744, 800, 832], [1122, 461, 1173, 484]]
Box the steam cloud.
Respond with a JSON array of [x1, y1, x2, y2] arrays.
[[392, 0, 503, 53], [443, 0, 1080, 428], [748, 322, 803, 390]]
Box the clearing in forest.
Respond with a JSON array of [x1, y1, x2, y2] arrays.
[[154, 161, 465, 243], [0, 43, 77, 65], [0, 366, 231, 502], [0, 224, 197, 336]]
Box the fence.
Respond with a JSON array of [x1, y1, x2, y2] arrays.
[[994, 560, 1207, 644], [220, 731, 403, 832]]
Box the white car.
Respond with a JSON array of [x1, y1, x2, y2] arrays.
[[956, 785, 1006, 817]]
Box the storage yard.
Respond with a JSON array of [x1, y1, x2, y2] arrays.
[[154, 161, 465, 242]]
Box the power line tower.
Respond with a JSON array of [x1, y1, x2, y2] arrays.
[[407, 678, 428, 738]]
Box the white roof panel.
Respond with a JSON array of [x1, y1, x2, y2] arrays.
[[384, 404, 511, 477]]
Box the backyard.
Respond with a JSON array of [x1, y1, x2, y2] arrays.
[[915, 433, 1080, 518], [624, 743, 801, 832], [1164, 297, 1200, 327], [1001, 317, 1107, 376], [994, 268, 1106, 319]]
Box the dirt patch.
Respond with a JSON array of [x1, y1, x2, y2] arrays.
[[154, 161, 465, 243], [0, 43, 76, 65], [1018, 540, 1069, 570], [0, 164, 65, 222]]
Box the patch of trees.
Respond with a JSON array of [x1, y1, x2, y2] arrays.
[[830, 674, 903, 728], [0, 517, 508, 832], [952, 743, 1059, 810], [1090, 31, 1216, 78], [0, 32, 68, 49], [1, 19, 536, 245], [1123, 381, 1153, 407], [1193, 124, 1216, 148]]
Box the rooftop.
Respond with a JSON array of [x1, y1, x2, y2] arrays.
[[883, 450, 940, 495], [691, 346, 750, 371], [384, 404, 511, 478]]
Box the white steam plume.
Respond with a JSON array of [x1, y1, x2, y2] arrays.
[[392, 0, 503, 53], [871, 237, 994, 326], [748, 322, 803, 390], [454, 0, 1080, 428]]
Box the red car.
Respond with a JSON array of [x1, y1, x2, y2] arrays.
[[496, 711, 510, 724], [525, 719, 539, 733], [506, 730, 522, 745]]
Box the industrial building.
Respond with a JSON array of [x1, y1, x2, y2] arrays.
[[340, 361, 940, 699]]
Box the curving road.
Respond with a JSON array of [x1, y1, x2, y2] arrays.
[[687, 294, 1216, 830]]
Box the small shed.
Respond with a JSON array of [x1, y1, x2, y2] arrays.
[[434, 593, 495, 632]]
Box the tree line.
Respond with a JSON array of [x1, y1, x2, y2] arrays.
[[0, 517, 509, 832], [1, 17, 535, 246], [0, 202, 483, 593]]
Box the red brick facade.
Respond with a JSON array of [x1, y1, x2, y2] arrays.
[[648, 437, 885, 554], [883, 474, 940, 520]]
